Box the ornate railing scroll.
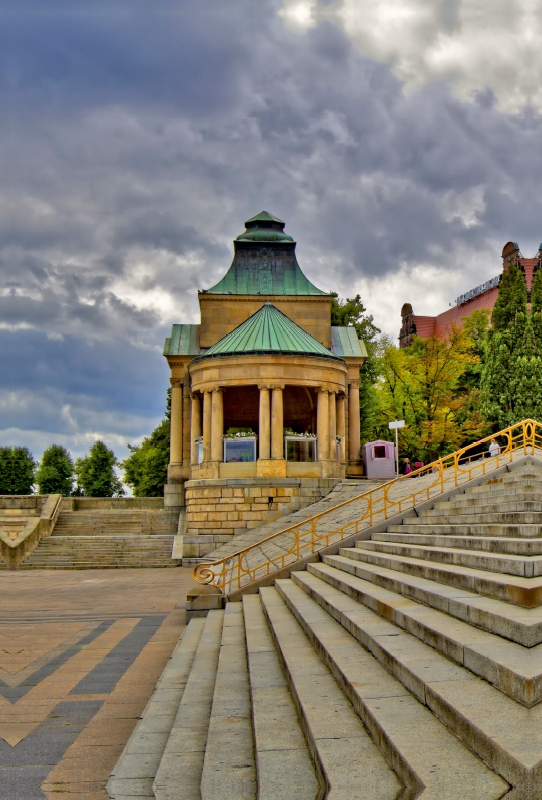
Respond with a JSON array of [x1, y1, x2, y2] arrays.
[[193, 419, 542, 595]]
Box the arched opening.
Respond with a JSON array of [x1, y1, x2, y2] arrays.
[[223, 385, 260, 434], [283, 386, 316, 433]]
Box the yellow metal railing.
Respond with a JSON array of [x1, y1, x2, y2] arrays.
[[193, 419, 542, 595]]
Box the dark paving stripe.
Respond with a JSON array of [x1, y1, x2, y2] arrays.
[[70, 615, 165, 695], [0, 699, 103, 800], [0, 621, 114, 704]]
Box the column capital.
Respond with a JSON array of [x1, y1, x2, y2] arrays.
[[270, 384, 285, 391], [258, 384, 271, 391], [211, 386, 223, 394], [317, 386, 330, 394], [170, 378, 183, 388], [348, 379, 361, 389]]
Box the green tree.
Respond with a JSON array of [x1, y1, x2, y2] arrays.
[[330, 292, 381, 442], [0, 447, 36, 495], [36, 444, 75, 496], [122, 418, 170, 497], [481, 264, 533, 428], [75, 441, 124, 497]]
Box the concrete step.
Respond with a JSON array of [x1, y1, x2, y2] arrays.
[[372, 532, 542, 556], [343, 545, 542, 607], [322, 553, 542, 646], [389, 522, 542, 538], [432, 496, 542, 513], [243, 594, 319, 800], [360, 539, 542, 578], [419, 511, 542, 524], [154, 610, 224, 800], [21, 534, 178, 569], [107, 616, 206, 800], [266, 581, 507, 799], [260, 585, 403, 800], [299, 563, 542, 706], [275, 577, 542, 794], [200, 603, 256, 800]]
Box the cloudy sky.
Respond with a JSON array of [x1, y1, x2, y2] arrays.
[[3, 0, 542, 463]]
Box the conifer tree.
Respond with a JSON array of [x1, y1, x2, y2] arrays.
[[36, 444, 74, 496], [481, 264, 528, 427]]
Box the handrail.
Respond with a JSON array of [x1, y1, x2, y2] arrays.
[[193, 419, 542, 595]]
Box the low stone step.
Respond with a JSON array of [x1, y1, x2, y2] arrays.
[[154, 610, 224, 800], [266, 581, 507, 799], [300, 563, 542, 706], [107, 616, 206, 800], [389, 522, 542, 538], [260, 585, 402, 800], [275, 577, 542, 794], [322, 553, 542, 646], [419, 511, 542, 525], [360, 540, 542, 578], [372, 532, 542, 556], [243, 595, 319, 800], [200, 603, 256, 800], [433, 495, 542, 513], [344, 545, 542, 607]]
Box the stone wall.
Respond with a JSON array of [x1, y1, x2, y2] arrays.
[[183, 477, 338, 559]]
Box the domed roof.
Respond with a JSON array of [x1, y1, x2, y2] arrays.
[[235, 211, 294, 243], [192, 303, 343, 363]]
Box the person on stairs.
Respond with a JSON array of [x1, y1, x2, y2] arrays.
[[488, 439, 501, 459]]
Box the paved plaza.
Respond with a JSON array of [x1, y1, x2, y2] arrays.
[[0, 568, 197, 800]]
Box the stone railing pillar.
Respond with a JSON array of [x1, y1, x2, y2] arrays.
[[271, 385, 284, 459], [202, 390, 212, 463], [211, 388, 224, 462], [328, 390, 337, 460], [317, 389, 329, 462], [190, 393, 202, 465], [169, 378, 183, 466], [348, 379, 361, 464], [337, 393, 346, 463], [258, 385, 271, 459]]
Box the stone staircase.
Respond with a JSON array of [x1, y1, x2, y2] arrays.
[[20, 508, 181, 569], [109, 457, 542, 799]]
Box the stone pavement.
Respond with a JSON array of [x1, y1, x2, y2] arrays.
[[0, 568, 197, 800]]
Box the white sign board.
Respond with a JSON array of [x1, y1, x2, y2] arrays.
[[388, 420, 405, 430]]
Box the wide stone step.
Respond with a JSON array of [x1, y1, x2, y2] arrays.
[[154, 610, 224, 800], [433, 495, 542, 512], [360, 540, 542, 578], [242, 595, 319, 800], [322, 553, 542, 646], [389, 522, 542, 538], [275, 577, 542, 794], [301, 563, 542, 706], [260, 585, 403, 800], [344, 545, 542, 606], [265, 581, 507, 799], [107, 616, 206, 800], [419, 511, 542, 524], [372, 532, 542, 556]]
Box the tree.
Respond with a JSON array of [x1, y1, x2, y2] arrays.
[[75, 441, 124, 497], [374, 327, 488, 463], [480, 263, 541, 427], [36, 444, 75, 496], [330, 292, 381, 442], [122, 418, 170, 497], [0, 447, 36, 495]]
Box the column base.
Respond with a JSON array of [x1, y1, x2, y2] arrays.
[[164, 483, 185, 507], [346, 460, 364, 478], [257, 459, 287, 478], [167, 462, 189, 484]]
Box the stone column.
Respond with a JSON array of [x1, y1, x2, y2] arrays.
[[258, 386, 271, 459], [190, 393, 202, 465], [337, 393, 346, 463], [328, 390, 337, 460], [348, 379, 361, 463], [202, 390, 212, 463], [317, 389, 329, 462], [271, 385, 284, 459], [211, 388, 224, 462], [169, 379, 183, 466]]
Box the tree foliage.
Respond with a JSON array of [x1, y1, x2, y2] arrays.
[[36, 444, 74, 496], [75, 441, 124, 497], [481, 264, 542, 427], [330, 292, 381, 442], [374, 326, 489, 463], [0, 447, 36, 495], [122, 418, 170, 497]]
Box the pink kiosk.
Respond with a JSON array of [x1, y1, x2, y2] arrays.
[[363, 440, 396, 479]]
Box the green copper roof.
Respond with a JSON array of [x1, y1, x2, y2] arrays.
[[163, 324, 201, 356], [193, 303, 343, 363], [204, 212, 328, 296], [330, 326, 367, 358]]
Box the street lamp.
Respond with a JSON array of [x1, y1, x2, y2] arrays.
[[388, 420, 405, 476]]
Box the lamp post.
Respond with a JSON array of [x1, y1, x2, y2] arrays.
[[388, 420, 405, 476]]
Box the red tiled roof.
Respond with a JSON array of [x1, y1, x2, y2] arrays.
[[411, 316, 435, 338], [434, 287, 499, 340], [521, 258, 537, 290]]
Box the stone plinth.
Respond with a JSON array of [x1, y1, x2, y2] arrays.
[[183, 477, 338, 560]]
